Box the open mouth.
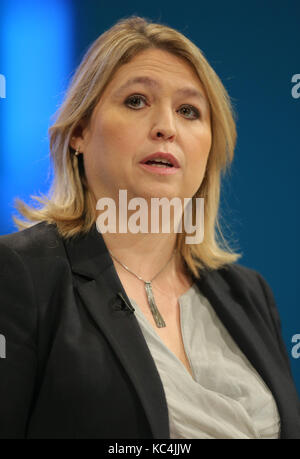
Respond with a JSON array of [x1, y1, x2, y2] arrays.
[[144, 159, 174, 168]]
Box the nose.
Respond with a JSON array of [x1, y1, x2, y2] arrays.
[[150, 107, 176, 142], [154, 129, 175, 141]]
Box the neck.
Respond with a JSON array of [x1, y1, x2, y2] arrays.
[[102, 229, 178, 280], [103, 230, 193, 298]]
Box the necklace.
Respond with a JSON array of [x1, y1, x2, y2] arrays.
[[109, 249, 177, 328]]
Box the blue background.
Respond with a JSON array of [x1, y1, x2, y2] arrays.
[[0, 0, 299, 395]]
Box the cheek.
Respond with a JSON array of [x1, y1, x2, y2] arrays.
[[94, 115, 141, 159], [185, 130, 211, 192], [190, 129, 212, 165]]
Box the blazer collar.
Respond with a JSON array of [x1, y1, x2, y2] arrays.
[[63, 222, 112, 279]]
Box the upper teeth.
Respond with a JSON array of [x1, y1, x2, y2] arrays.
[[151, 158, 172, 164]]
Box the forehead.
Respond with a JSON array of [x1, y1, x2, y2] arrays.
[[107, 48, 205, 92]]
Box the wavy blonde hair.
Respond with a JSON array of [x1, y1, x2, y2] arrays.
[[14, 15, 241, 277]]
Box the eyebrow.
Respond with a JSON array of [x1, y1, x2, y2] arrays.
[[113, 76, 207, 105]]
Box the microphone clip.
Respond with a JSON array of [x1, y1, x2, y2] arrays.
[[116, 292, 135, 314]]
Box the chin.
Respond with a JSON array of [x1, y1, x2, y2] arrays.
[[137, 188, 182, 201]]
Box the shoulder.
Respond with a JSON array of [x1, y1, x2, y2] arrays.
[[202, 261, 269, 299], [202, 262, 291, 362], [199, 261, 281, 334], [210, 262, 280, 321], [0, 222, 71, 294], [0, 221, 64, 258]]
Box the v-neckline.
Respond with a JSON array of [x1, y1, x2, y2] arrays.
[[128, 282, 197, 381]]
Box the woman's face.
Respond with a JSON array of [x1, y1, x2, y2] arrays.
[[72, 48, 212, 204]]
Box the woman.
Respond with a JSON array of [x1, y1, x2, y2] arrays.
[[0, 16, 299, 439]]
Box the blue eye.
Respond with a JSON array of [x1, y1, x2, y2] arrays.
[[124, 95, 200, 120]]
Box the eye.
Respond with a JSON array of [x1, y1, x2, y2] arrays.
[[125, 94, 147, 109], [124, 95, 201, 120], [178, 105, 200, 120]]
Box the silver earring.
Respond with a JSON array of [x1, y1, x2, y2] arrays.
[[75, 148, 80, 156]]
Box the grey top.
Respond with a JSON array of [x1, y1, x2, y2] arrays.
[[129, 283, 280, 439]]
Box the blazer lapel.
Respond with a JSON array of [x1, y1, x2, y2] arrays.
[[63, 224, 169, 439]]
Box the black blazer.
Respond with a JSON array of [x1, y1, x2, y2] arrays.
[[0, 221, 299, 439]]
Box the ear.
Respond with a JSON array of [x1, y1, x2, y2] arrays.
[[70, 119, 90, 152]]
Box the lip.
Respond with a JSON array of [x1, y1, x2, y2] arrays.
[[140, 152, 180, 168], [139, 162, 179, 175]]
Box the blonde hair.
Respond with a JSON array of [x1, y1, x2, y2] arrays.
[[14, 15, 241, 277]]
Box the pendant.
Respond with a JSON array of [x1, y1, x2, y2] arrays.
[[144, 281, 166, 328]]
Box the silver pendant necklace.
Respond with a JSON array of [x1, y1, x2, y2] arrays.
[[109, 249, 177, 328]]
